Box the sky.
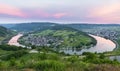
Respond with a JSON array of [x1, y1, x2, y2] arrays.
[[0, 0, 120, 24]]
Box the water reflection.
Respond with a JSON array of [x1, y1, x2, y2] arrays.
[[60, 35, 116, 55], [109, 56, 120, 62]]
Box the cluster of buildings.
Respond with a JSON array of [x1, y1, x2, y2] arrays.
[[22, 34, 63, 47], [88, 29, 119, 40]]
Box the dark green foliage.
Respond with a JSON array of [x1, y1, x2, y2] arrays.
[[99, 53, 105, 59], [84, 52, 97, 60], [9, 57, 17, 66], [82, 52, 92, 55], [0, 45, 23, 51], [31, 45, 36, 49], [0, 50, 28, 60]]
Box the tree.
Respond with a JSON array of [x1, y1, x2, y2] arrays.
[[99, 53, 105, 59], [31, 45, 36, 49], [9, 57, 16, 67], [84, 52, 97, 61]]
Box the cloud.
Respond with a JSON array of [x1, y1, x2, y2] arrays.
[[24, 9, 69, 19], [0, 3, 26, 18], [87, 3, 120, 23], [32, 10, 50, 18], [53, 13, 68, 19], [0, 4, 69, 20]]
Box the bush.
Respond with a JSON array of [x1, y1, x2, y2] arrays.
[[67, 55, 79, 63], [84, 52, 97, 60], [99, 53, 105, 59]]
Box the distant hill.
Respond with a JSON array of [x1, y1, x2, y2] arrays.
[[11, 22, 58, 32], [0, 24, 15, 28], [10, 22, 120, 32], [65, 24, 120, 31]]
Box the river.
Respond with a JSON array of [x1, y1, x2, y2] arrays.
[[8, 33, 25, 47], [60, 34, 116, 54], [8, 34, 116, 54]]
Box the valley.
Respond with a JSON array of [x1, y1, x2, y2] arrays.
[[0, 23, 120, 71], [9, 33, 116, 55], [0, 0, 120, 71]]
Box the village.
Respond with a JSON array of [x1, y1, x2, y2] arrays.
[[87, 29, 119, 40], [21, 34, 63, 47]]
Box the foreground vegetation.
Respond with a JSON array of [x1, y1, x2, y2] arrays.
[[0, 45, 120, 71]]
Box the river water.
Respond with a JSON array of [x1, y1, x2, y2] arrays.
[[8, 34, 116, 55], [8, 34, 25, 47], [60, 34, 116, 54], [109, 56, 120, 62]]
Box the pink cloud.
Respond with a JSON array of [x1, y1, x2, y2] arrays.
[[0, 3, 70, 20], [87, 3, 120, 23], [27, 9, 69, 19], [0, 3, 26, 18], [53, 13, 68, 18]]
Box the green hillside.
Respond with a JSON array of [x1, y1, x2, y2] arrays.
[[0, 26, 13, 43], [0, 26, 10, 36], [19, 25, 96, 49]]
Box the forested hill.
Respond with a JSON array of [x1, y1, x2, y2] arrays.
[[0, 26, 13, 43], [0, 24, 15, 28], [10, 22, 120, 32], [0, 26, 12, 37], [65, 24, 120, 30], [11, 22, 58, 32]]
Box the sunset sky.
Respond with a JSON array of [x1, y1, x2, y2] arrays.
[[0, 0, 120, 24]]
